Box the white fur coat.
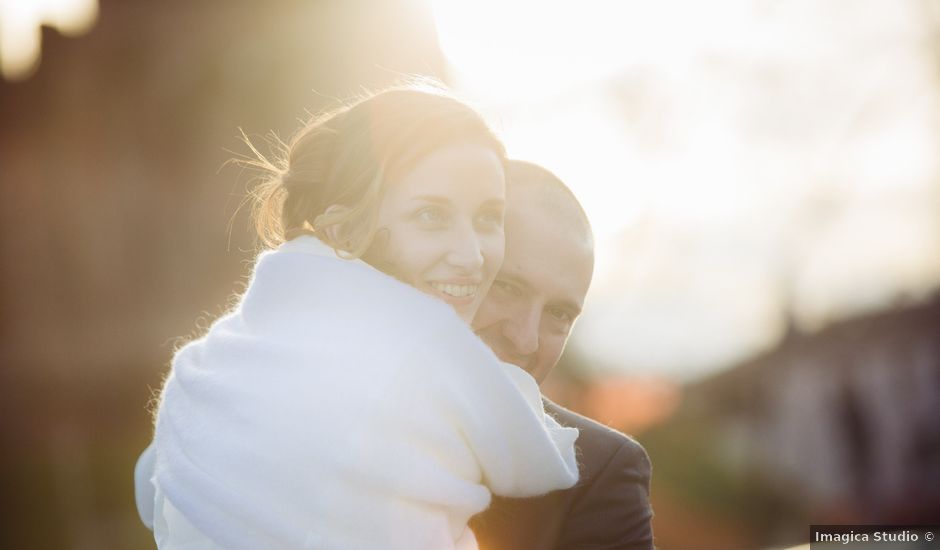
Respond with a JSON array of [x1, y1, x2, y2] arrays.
[[151, 236, 579, 549]]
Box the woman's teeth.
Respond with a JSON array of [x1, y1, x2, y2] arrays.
[[430, 282, 477, 298]]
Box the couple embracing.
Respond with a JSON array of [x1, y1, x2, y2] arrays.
[[138, 84, 653, 549]]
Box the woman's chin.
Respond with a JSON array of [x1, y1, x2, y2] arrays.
[[446, 300, 478, 325], [418, 286, 479, 324], [456, 306, 477, 325]]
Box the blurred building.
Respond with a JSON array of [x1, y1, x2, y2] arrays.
[[689, 292, 940, 527], [0, 1, 444, 547]]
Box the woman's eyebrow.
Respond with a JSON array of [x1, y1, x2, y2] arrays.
[[409, 195, 451, 204]]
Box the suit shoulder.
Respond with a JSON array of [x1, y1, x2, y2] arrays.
[[544, 400, 650, 476]]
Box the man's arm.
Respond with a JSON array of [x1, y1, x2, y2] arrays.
[[557, 436, 654, 549]]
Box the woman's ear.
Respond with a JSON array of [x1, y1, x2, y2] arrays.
[[316, 204, 353, 246]]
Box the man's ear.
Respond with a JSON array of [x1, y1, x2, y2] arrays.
[[316, 204, 353, 246]]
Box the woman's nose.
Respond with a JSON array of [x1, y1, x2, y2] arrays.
[[446, 223, 485, 271]]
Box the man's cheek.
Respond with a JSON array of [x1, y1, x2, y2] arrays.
[[471, 304, 503, 331]]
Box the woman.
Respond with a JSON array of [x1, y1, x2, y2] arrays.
[[148, 85, 579, 549]]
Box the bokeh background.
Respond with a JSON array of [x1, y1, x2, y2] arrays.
[[1, 1, 938, 548]]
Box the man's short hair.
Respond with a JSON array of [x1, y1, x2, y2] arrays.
[[505, 159, 594, 246]]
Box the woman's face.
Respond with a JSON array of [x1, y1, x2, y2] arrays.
[[369, 142, 506, 323]]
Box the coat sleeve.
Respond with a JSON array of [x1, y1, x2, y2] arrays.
[[557, 439, 654, 549], [423, 320, 580, 498], [134, 443, 157, 531]]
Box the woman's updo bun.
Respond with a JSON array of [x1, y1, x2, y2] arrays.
[[246, 81, 506, 257]]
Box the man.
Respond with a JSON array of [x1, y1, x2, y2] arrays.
[[470, 160, 654, 549]]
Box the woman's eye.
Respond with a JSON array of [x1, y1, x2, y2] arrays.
[[415, 207, 447, 225], [548, 307, 573, 325], [475, 208, 505, 229]]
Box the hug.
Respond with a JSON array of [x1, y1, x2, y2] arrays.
[[137, 83, 653, 549]]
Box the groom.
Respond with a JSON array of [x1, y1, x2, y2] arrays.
[[470, 160, 654, 549]]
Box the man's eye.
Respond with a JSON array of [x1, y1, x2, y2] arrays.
[[493, 279, 521, 297]]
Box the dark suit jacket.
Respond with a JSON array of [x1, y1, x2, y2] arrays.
[[470, 399, 654, 550]]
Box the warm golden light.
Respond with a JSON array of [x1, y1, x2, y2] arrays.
[[0, 0, 98, 81], [433, 0, 940, 379]]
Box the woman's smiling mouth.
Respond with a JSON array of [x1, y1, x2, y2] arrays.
[[427, 281, 480, 307]]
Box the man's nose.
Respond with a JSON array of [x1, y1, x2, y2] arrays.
[[502, 306, 540, 357], [446, 223, 484, 271]]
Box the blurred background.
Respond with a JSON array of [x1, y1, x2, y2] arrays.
[[1, 0, 938, 548]]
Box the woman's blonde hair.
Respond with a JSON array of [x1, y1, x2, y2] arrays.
[[246, 83, 506, 258]]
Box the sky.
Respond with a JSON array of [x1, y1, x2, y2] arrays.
[[432, 0, 940, 379]]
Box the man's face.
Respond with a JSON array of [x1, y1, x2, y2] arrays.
[[472, 185, 594, 383]]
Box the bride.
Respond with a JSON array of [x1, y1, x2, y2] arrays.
[[144, 84, 579, 549]]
